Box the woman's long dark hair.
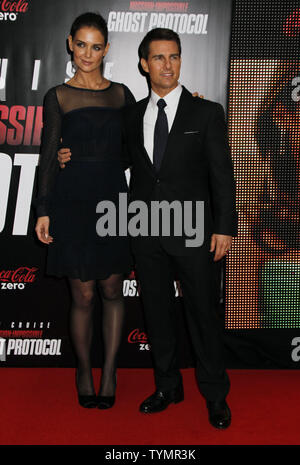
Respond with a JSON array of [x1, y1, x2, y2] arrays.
[[70, 12, 108, 43]]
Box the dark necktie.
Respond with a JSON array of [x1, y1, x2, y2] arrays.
[[153, 98, 168, 172]]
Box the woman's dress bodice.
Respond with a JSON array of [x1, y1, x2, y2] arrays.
[[36, 82, 135, 217]]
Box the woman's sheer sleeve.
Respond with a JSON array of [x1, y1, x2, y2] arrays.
[[121, 84, 136, 170], [35, 87, 62, 217], [122, 84, 136, 107]]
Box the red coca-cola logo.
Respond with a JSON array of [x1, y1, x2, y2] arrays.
[[0, 267, 38, 283], [0, 0, 28, 13], [283, 9, 300, 37], [128, 328, 148, 344]]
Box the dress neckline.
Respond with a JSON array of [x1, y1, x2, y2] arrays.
[[63, 81, 113, 92]]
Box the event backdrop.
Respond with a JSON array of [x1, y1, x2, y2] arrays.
[[1, 0, 299, 370], [225, 0, 300, 367], [0, 0, 232, 366]]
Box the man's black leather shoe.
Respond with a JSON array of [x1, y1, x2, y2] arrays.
[[207, 400, 231, 429], [140, 384, 184, 413]]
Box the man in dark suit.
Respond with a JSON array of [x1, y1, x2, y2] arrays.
[[123, 28, 237, 429]]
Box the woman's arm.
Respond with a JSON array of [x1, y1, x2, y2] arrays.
[[121, 84, 136, 170], [35, 87, 62, 244], [36, 87, 62, 217]]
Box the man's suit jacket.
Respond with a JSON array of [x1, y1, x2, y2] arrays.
[[123, 86, 238, 256]]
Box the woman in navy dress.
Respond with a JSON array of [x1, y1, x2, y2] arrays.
[[35, 13, 135, 409]]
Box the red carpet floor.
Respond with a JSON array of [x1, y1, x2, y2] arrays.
[[0, 368, 299, 445]]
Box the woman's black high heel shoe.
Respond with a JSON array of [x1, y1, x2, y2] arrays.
[[97, 394, 115, 409], [76, 370, 98, 409], [78, 394, 98, 408], [97, 373, 117, 409]]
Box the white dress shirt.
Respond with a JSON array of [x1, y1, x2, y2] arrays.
[[143, 84, 183, 163]]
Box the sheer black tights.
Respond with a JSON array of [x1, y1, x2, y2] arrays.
[[69, 278, 95, 396], [98, 274, 124, 396], [69, 274, 124, 396]]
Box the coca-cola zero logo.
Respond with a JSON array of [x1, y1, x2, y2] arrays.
[[0, 0, 29, 22], [0, 266, 38, 290], [128, 328, 151, 351]]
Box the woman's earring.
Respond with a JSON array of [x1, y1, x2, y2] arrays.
[[71, 60, 77, 74]]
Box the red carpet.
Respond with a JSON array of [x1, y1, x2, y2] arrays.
[[0, 368, 299, 445]]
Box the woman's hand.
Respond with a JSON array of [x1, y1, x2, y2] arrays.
[[35, 216, 53, 244], [192, 92, 204, 98], [57, 147, 71, 168]]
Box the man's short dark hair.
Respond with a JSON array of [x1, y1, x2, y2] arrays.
[[138, 28, 181, 60]]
